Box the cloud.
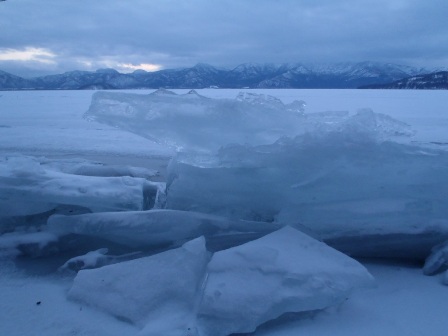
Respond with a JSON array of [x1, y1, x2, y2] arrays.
[[117, 63, 163, 72], [0, 47, 56, 64], [0, 0, 447, 76]]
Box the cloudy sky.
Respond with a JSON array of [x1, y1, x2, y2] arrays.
[[1, 0, 447, 77]]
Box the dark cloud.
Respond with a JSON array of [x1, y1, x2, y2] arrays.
[[1, 0, 447, 76]]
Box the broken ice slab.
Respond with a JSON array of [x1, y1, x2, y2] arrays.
[[0, 156, 162, 222], [85, 90, 307, 152], [166, 128, 448, 260], [68, 237, 210, 333], [47, 209, 280, 251], [85, 90, 414, 153], [68, 227, 373, 336], [198, 227, 374, 336], [40, 157, 160, 180]]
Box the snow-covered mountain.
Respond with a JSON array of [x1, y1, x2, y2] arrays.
[[257, 62, 428, 88], [0, 70, 35, 89], [361, 71, 448, 89], [0, 62, 435, 90], [33, 68, 140, 90]]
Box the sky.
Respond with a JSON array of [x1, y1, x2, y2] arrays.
[[0, 0, 447, 77]]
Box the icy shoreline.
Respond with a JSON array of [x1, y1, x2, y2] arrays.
[[1, 89, 448, 335]]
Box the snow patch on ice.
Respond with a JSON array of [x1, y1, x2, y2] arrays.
[[59, 248, 110, 272]]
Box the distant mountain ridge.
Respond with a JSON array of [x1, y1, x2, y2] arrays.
[[360, 71, 448, 90], [0, 62, 440, 90]]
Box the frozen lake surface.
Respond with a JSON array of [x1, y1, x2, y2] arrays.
[[2, 89, 448, 156], [1, 88, 447, 178], [1, 89, 448, 336]]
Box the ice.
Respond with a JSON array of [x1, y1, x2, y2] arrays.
[[166, 115, 448, 259], [0, 156, 162, 225], [198, 226, 374, 336], [67, 228, 373, 336], [68, 237, 210, 334], [327, 108, 415, 140], [0, 231, 59, 258], [85, 90, 309, 152], [0, 90, 171, 158], [47, 209, 280, 251], [86, 90, 414, 153], [423, 241, 448, 275], [2, 89, 448, 336], [41, 157, 159, 180], [59, 248, 109, 272], [58, 248, 143, 273], [235, 91, 305, 114]]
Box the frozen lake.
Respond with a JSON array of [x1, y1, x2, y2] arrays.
[[1, 89, 447, 183], [1, 89, 448, 336], [1, 89, 448, 158]]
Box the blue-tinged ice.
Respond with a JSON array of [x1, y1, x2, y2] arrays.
[[67, 227, 373, 336]]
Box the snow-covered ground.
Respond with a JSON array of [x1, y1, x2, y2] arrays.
[[1, 89, 448, 336], [1, 258, 447, 336]]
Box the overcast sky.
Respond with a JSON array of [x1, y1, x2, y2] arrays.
[[1, 0, 447, 77]]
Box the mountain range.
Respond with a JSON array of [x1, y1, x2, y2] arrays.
[[360, 71, 448, 90], [0, 62, 445, 90]]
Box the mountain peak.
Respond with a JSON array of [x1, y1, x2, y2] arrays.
[[0, 62, 439, 90], [96, 68, 119, 74], [132, 69, 148, 75], [361, 71, 448, 89]]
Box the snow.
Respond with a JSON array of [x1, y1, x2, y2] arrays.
[[2, 256, 447, 336], [0, 265, 139, 336], [1, 89, 448, 336], [59, 248, 110, 272], [0, 231, 59, 258], [256, 261, 448, 336], [0, 90, 171, 158]]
